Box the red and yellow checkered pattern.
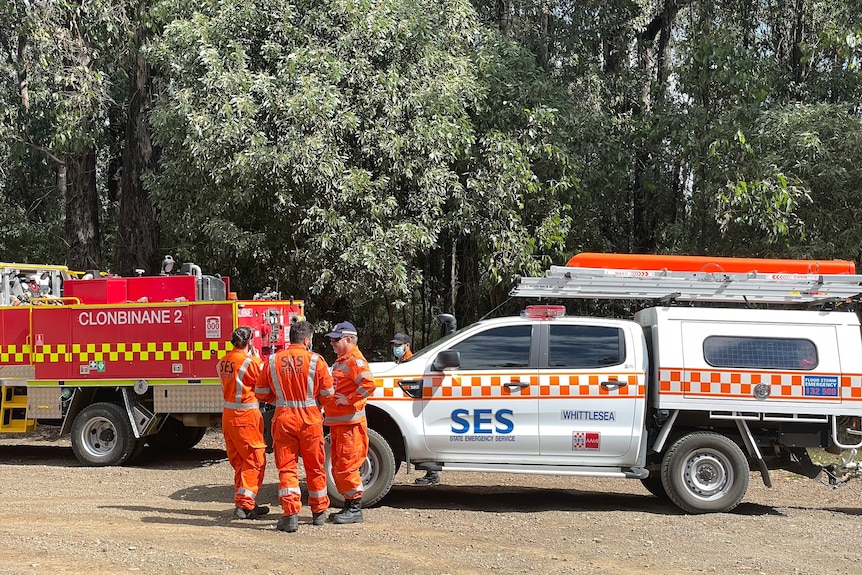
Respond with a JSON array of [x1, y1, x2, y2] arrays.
[[23, 341, 231, 364]]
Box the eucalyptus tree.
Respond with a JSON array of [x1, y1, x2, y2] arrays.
[[115, 0, 161, 276], [0, 0, 67, 263], [0, 0, 133, 269], [148, 0, 581, 341], [673, 0, 862, 257], [478, 0, 862, 260]]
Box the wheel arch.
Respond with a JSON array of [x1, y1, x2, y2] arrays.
[[60, 387, 123, 435], [366, 404, 407, 465]]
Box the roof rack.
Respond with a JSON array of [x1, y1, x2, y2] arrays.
[[510, 265, 862, 304]]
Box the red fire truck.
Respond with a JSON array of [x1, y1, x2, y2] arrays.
[[0, 259, 303, 466]]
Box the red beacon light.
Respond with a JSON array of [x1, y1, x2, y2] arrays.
[[523, 305, 566, 319]]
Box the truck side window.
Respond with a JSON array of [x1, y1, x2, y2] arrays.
[[450, 325, 532, 370], [703, 336, 818, 370], [549, 325, 625, 368]]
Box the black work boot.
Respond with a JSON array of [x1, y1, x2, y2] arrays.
[[276, 514, 299, 532], [330, 498, 363, 524], [312, 511, 326, 526], [414, 471, 440, 485], [234, 505, 270, 519], [328, 500, 349, 522]]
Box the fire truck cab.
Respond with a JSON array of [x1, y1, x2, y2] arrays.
[[0, 260, 303, 466]]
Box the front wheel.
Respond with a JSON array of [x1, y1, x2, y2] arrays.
[[661, 432, 749, 514], [71, 402, 142, 466], [326, 427, 396, 507], [640, 474, 669, 499]]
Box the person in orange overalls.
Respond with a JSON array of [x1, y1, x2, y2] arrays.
[[392, 332, 439, 486], [324, 321, 376, 524], [255, 321, 334, 533], [217, 326, 269, 520]]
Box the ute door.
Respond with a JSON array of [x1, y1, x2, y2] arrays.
[[538, 321, 646, 466], [421, 323, 539, 460]]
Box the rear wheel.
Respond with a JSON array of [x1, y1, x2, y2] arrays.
[[71, 402, 142, 466], [146, 417, 207, 452], [661, 432, 749, 514], [326, 427, 396, 507]]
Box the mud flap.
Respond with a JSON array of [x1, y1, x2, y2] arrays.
[[735, 419, 772, 488], [121, 387, 159, 439], [786, 447, 823, 480]]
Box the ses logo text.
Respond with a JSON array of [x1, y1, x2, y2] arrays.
[[449, 409, 516, 442]]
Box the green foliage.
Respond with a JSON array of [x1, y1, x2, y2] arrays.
[[148, 0, 579, 328]]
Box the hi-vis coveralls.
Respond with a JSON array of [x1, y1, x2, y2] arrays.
[[256, 344, 334, 516], [218, 348, 267, 511], [325, 347, 376, 500]]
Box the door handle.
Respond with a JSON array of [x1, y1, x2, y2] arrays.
[[600, 380, 627, 388], [504, 381, 529, 389]]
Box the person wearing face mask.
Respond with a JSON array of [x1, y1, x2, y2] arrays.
[[255, 321, 334, 532], [218, 326, 269, 519], [390, 332, 413, 363], [391, 332, 440, 486]]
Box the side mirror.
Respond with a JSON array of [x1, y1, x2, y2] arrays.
[[437, 313, 457, 335], [432, 350, 461, 371]]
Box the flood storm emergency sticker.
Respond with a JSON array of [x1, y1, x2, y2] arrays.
[[803, 375, 839, 397], [572, 432, 600, 450]]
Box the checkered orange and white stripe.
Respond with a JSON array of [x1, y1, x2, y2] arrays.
[[658, 368, 862, 401], [371, 372, 646, 400]]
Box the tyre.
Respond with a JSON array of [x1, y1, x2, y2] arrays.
[[326, 427, 396, 508], [640, 474, 669, 499], [71, 402, 142, 466], [124, 436, 147, 465], [661, 432, 749, 514], [146, 417, 207, 452]]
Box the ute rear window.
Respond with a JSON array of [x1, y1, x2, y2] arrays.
[[549, 325, 626, 368], [703, 336, 818, 370]]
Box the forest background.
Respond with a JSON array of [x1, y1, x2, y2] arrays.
[[1, 0, 861, 358]]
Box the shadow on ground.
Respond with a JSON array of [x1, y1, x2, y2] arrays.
[[165, 480, 785, 517], [0, 442, 227, 469], [380, 483, 785, 516]]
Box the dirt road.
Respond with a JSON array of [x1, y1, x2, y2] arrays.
[[1, 430, 861, 575]]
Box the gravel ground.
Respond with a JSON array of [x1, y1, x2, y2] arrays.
[[1, 429, 861, 575]]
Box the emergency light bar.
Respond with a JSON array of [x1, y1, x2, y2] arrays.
[[523, 305, 566, 319]]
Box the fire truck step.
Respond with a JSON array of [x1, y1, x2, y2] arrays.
[[0, 386, 36, 432]]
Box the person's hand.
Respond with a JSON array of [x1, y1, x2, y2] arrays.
[[334, 393, 349, 406]]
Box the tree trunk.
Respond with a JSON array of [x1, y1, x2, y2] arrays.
[[65, 148, 101, 270], [536, 8, 549, 71], [454, 235, 480, 325], [790, 0, 805, 85], [116, 23, 160, 276], [631, 0, 687, 253], [496, 0, 510, 37], [17, 31, 29, 110]]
